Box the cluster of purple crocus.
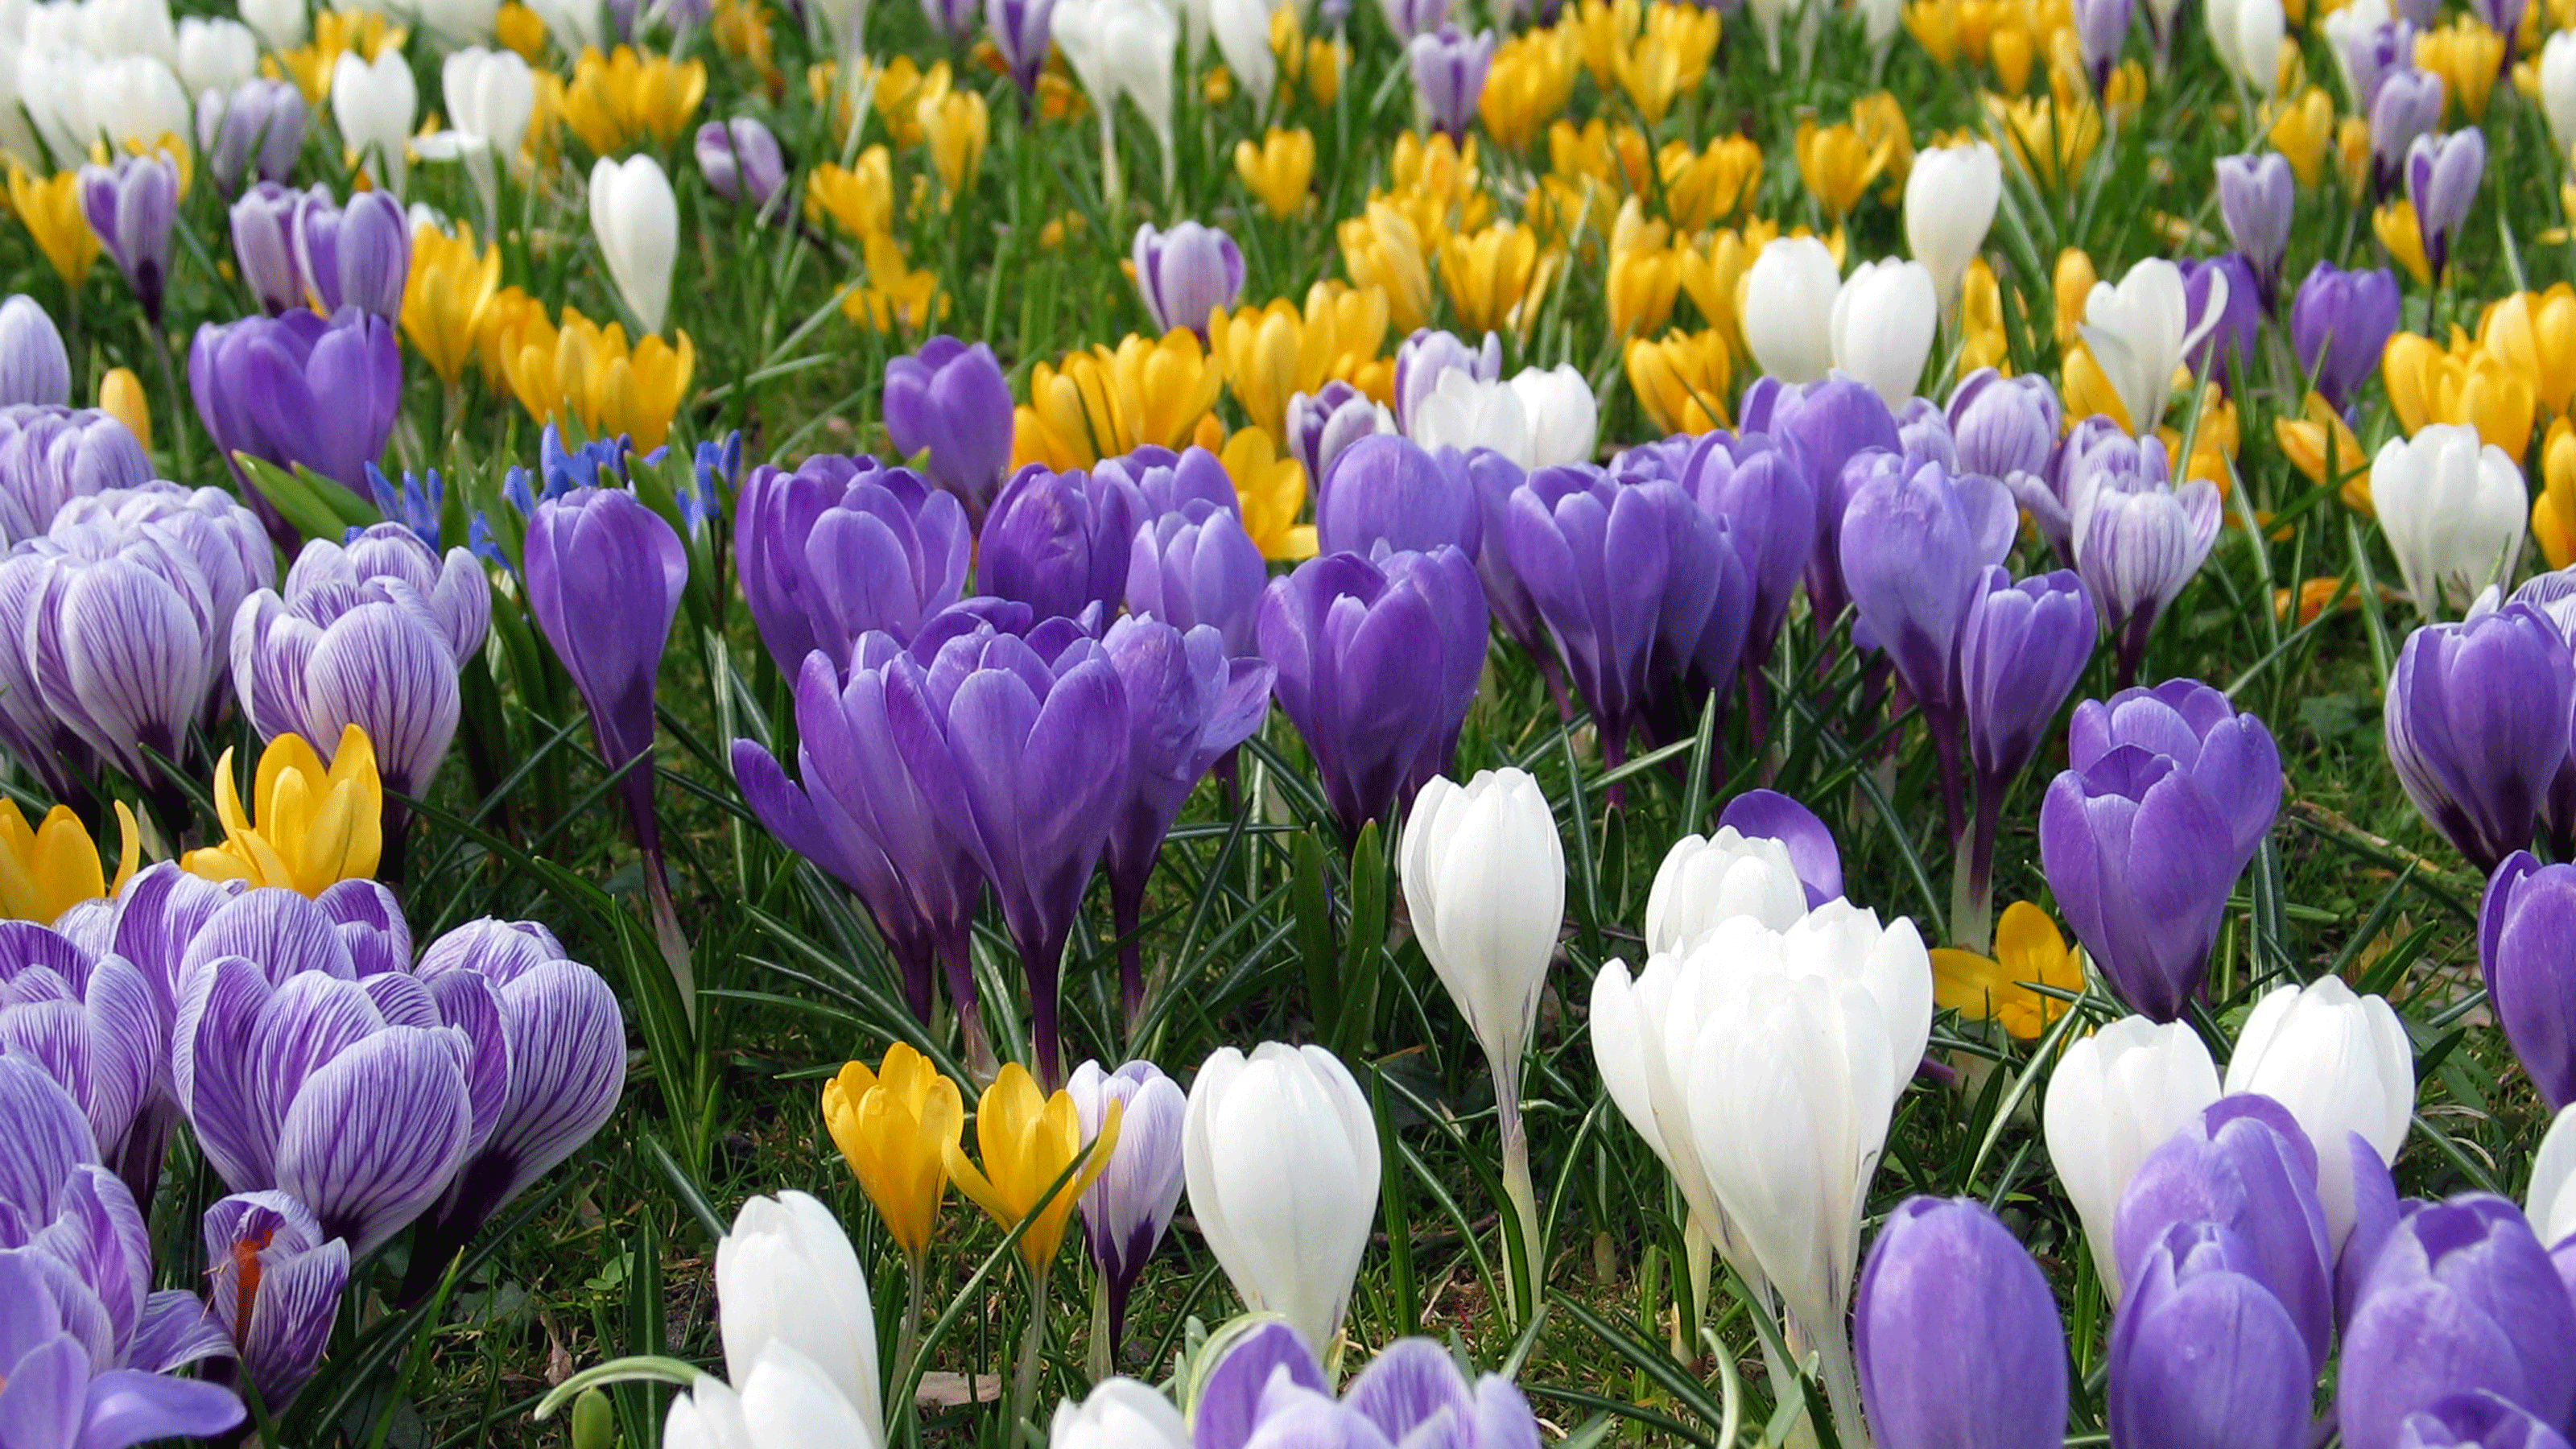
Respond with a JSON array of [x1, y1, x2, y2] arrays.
[[1, 867, 624, 1426]]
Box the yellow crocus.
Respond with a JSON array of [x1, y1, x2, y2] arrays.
[[873, 56, 945, 147], [1676, 225, 1758, 350], [1905, 0, 1963, 65], [2383, 329, 2537, 454], [1439, 221, 1557, 340], [1959, 257, 2008, 374], [845, 233, 947, 334], [402, 221, 502, 390], [2275, 391, 2374, 513], [1236, 127, 1316, 218], [1386, 131, 1492, 243], [923, 88, 989, 200], [271, 8, 407, 103], [1615, 1, 1720, 126], [2374, 199, 2434, 286], [1795, 118, 1887, 221], [2338, 115, 2372, 197], [560, 46, 708, 155], [2052, 246, 2095, 349], [1480, 27, 1579, 147], [98, 369, 151, 452], [565, 316, 696, 448], [1013, 330, 1222, 468], [2160, 384, 2238, 495], [496, 0, 547, 58], [184, 727, 383, 897], [1851, 92, 1914, 193], [1984, 89, 2100, 191], [711, 0, 782, 93], [1338, 200, 1434, 336], [943, 1064, 1121, 1270], [0, 799, 138, 923], [2415, 18, 2502, 121], [1991, 22, 2036, 93], [478, 285, 551, 395], [2536, 418, 2576, 569], [1658, 135, 1761, 231], [2058, 340, 2134, 432], [824, 1044, 964, 1261], [1928, 901, 2084, 1039], [1575, 0, 1642, 87], [2263, 86, 2334, 190], [1608, 242, 1680, 341], [1223, 424, 1318, 559], [2478, 287, 2576, 419], [1210, 282, 1393, 438], [808, 148, 897, 242], [8, 167, 101, 289], [1624, 328, 1732, 434]]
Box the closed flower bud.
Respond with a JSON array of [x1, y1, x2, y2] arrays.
[[1856, 1197, 2069, 1449]]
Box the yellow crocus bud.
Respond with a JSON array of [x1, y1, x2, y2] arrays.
[[1608, 242, 1681, 341], [7, 166, 101, 288], [1984, 91, 2101, 191], [97, 369, 151, 453], [1480, 27, 1579, 148], [402, 221, 502, 390], [2338, 115, 2372, 196], [922, 85, 989, 200], [1337, 200, 1433, 334], [1624, 328, 1732, 433], [1905, 0, 1963, 65], [2537, 418, 2576, 569], [1439, 220, 1554, 338], [2051, 247, 2095, 350], [1615, 1, 1720, 126], [2415, 18, 2503, 121], [2373, 199, 2432, 286], [1234, 127, 1315, 219], [873, 56, 941, 147], [0, 799, 138, 923], [1222, 423, 1318, 559], [1959, 257, 2008, 374], [824, 1044, 964, 1262], [1305, 36, 1344, 105], [943, 1063, 1121, 1271], [560, 45, 708, 156], [1108, 328, 1224, 449], [1575, 0, 1643, 88], [2059, 341, 2133, 431], [1928, 902, 2084, 1039], [2275, 391, 2375, 513], [1991, 20, 2036, 92], [2263, 86, 2333, 190], [2477, 286, 2576, 419], [184, 726, 384, 897], [1795, 118, 1885, 221], [1658, 134, 1761, 231], [1676, 225, 1757, 351], [495, 1, 547, 58], [807, 147, 896, 242]]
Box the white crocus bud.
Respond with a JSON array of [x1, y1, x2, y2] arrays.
[[1643, 828, 1809, 956], [2041, 1015, 2223, 1297], [1048, 1379, 1190, 1449], [1904, 142, 2002, 319], [2369, 423, 2527, 619], [1742, 235, 1841, 386], [1830, 258, 1939, 410], [332, 47, 416, 193], [589, 152, 680, 335], [2223, 977, 2416, 1250], [697, 1191, 886, 1449]]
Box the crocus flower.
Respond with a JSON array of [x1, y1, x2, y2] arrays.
[[2078, 256, 2222, 434], [1839, 452, 2020, 723], [1126, 502, 1267, 657], [822, 1042, 964, 1262], [683, 1191, 886, 1449], [2218, 153, 2295, 303], [1090, 445, 1238, 520], [2042, 1015, 2223, 1294], [590, 154, 678, 336], [14, 522, 236, 791], [944, 1063, 1121, 1269], [2375, 424, 2526, 618], [2482, 853, 2576, 1109], [1131, 221, 1244, 337], [2067, 679, 2282, 866], [229, 182, 305, 317], [1678, 429, 1814, 704], [2060, 427, 2221, 683], [202, 1191, 349, 1410], [2292, 262, 2404, 411], [0, 921, 159, 1174], [1641, 828, 1807, 958], [0, 404, 152, 543], [77, 153, 179, 327], [189, 308, 403, 502], [1053, 1379, 1190, 1449], [2342, 1195, 2576, 1449], [1742, 237, 1842, 386], [1258, 547, 1488, 840], [1946, 369, 2061, 487], [1285, 382, 1393, 497], [1960, 568, 2097, 796], [2109, 1220, 2317, 1449], [1759, 375, 1899, 632], [1066, 1059, 1186, 1350], [182, 727, 384, 895], [2180, 253, 2262, 393], [333, 47, 416, 192], [733, 455, 969, 674], [2225, 976, 2416, 1249], [2370, 68, 2446, 196], [1715, 788, 1845, 906], [2406, 128, 2485, 279], [2040, 744, 2238, 1022], [988, 0, 1059, 97], [0, 799, 138, 929], [2331, 10, 2415, 111], [1100, 617, 1272, 1023], [291, 187, 410, 320], [696, 117, 786, 211], [196, 79, 307, 195], [1856, 1197, 2069, 1449], [1393, 328, 1501, 436], [1183, 1042, 1381, 1352], [1903, 143, 2003, 320], [2396, 1394, 2576, 1449], [0, 1252, 244, 1449], [0, 299, 72, 410], [1830, 259, 1940, 409], [1407, 25, 1494, 141], [979, 463, 1143, 624], [1187, 1324, 1543, 1449], [2384, 602, 2572, 872]]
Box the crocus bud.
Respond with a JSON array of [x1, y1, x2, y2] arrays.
[[332, 48, 416, 192], [1131, 221, 1244, 337], [1381, 0, 1449, 38], [2041, 745, 2236, 1022], [1644, 827, 1809, 954], [708, 1191, 887, 1443], [78, 153, 179, 328], [1510, 364, 1598, 469], [2079, 256, 2219, 434], [292, 187, 410, 320], [0, 407, 153, 549], [2330, 10, 2415, 113], [1840, 453, 2018, 720], [1394, 327, 1501, 435], [2043, 1016, 2221, 1294], [522, 486, 687, 846], [2292, 261, 2403, 410], [732, 455, 969, 672], [2225, 976, 2415, 1249], [696, 117, 785, 210], [590, 153, 678, 335], [2110, 1219, 2317, 1449], [203, 1190, 350, 1410], [443, 47, 536, 162], [2370, 68, 2446, 196], [1067, 1059, 1187, 1349], [2482, 853, 2576, 1109], [2062, 428, 2220, 678], [2075, 0, 2130, 91], [989, 0, 1058, 96], [1284, 380, 1392, 493], [1715, 788, 1843, 906], [1743, 236, 1840, 386], [1051, 1379, 1191, 1449], [1183, 1042, 1381, 1352], [1830, 258, 1939, 409], [883, 336, 1014, 522], [1961, 567, 2097, 789], [1946, 369, 2060, 485], [1127, 504, 1266, 656], [197, 79, 307, 196], [1768, 376, 1898, 627], [2341, 1195, 2576, 1449], [2385, 603, 2574, 873], [229, 181, 305, 316], [2066, 679, 2283, 873], [188, 308, 402, 498], [2113, 1095, 2335, 1369], [980, 463, 1142, 623], [2372, 423, 2525, 617], [2407, 128, 2485, 279], [1400, 766, 1565, 1133], [0, 296, 72, 407], [1903, 143, 2002, 319], [1856, 1197, 2068, 1449], [1406, 25, 1492, 141], [2218, 153, 2294, 302], [179, 16, 260, 94], [1319, 433, 1483, 558]]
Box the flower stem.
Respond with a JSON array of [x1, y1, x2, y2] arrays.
[[1496, 1068, 1543, 1323], [891, 1254, 925, 1406], [1009, 1264, 1052, 1435]]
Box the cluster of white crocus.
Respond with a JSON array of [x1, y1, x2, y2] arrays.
[[0, 0, 217, 172], [1053, 0, 1179, 199], [1406, 365, 1599, 471], [667, 1191, 889, 1449]]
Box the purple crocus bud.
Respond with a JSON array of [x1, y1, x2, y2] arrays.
[[883, 336, 1015, 522], [2407, 129, 2486, 279], [2074, 0, 2130, 93], [1067, 1058, 1187, 1350], [0, 297, 72, 408], [2180, 254, 2262, 394], [1259, 547, 1488, 841], [202, 1191, 348, 1409], [2066, 678, 2282, 873], [229, 181, 306, 316], [1131, 221, 1245, 337], [1407, 26, 1494, 142], [2217, 154, 2294, 303], [2062, 429, 2220, 683], [190, 308, 403, 506], [0, 924, 162, 1178], [2293, 262, 2403, 411], [1960, 568, 2096, 789], [696, 117, 786, 211], [1194, 1327, 1544, 1449], [2370, 68, 2447, 197], [1394, 328, 1501, 436], [1381, 0, 1449, 39], [1679, 429, 1814, 680], [1856, 1197, 2068, 1449], [1195, 1323, 1333, 1449], [2342, 1195, 2576, 1449], [1091, 444, 1238, 518], [2400, 1393, 2576, 1449], [988, 0, 1057, 97], [197, 78, 307, 195], [0, 405, 152, 543], [2108, 1219, 2317, 1449], [733, 454, 969, 673], [919, 0, 980, 44], [2340, 17, 2415, 114], [19, 530, 229, 787], [1769, 376, 1900, 630], [78, 153, 180, 328], [1128, 502, 1266, 656], [979, 462, 1143, 623], [1100, 616, 1272, 1022], [1946, 369, 2060, 487], [2477, 0, 2527, 55], [1286, 381, 1393, 493], [2483, 853, 2576, 1109], [2384, 603, 2574, 873], [1318, 434, 1483, 559], [1716, 789, 1843, 905], [2041, 745, 2238, 1021], [1839, 452, 2019, 719], [292, 188, 410, 320], [523, 486, 687, 857], [2112, 1094, 2335, 1371]]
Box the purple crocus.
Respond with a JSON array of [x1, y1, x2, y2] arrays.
[[1394, 328, 1501, 436], [2040, 745, 2238, 1022], [1716, 788, 1843, 906], [1956, 567, 2095, 935], [1260, 547, 1488, 841], [201, 1191, 348, 1409], [229, 182, 305, 317], [1856, 1197, 2068, 1449], [1406, 25, 1494, 142], [1319, 433, 1483, 559], [2397, 1394, 2575, 1449], [1100, 617, 1273, 1025], [2384, 603, 2574, 873], [2074, 0, 2129, 94], [2068, 679, 2284, 873], [886, 617, 1130, 1086], [1067, 1059, 1187, 1352], [1128, 502, 1267, 656], [2407, 129, 2486, 279], [919, 0, 980, 44], [291, 187, 410, 320], [78, 154, 179, 328], [2340, 16, 2416, 114], [1193, 1323, 1542, 1449], [2217, 154, 2294, 304], [883, 336, 1015, 523], [2293, 262, 2404, 411], [733, 454, 969, 674], [1091, 444, 1238, 518], [1839, 452, 2018, 721], [0, 1236, 242, 1449], [1382, 0, 1449, 39], [988, 0, 1057, 98], [190, 308, 402, 513], [1286, 382, 1393, 493], [1677, 427, 1814, 685], [2058, 427, 2220, 686], [696, 117, 786, 211], [0, 404, 153, 544], [14, 519, 229, 790], [2370, 68, 2447, 197], [197, 78, 308, 195], [2108, 1219, 2317, 1449], [2341, 1195, 2576, 1449], [2181, 254, 2262, 394], [0, 923, 162, 1192], [0, 298, 72, 409], [1946, 369, 2060, 489], [1131, 221, 1244, 337], [2482, 853, 2576, 1109], [1757, 375, 1901, 635], [978, 462, 1142, 624]]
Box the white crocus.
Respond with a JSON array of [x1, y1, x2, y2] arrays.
[[1829, 258, 1938, 410], [1182, 1042, 1381, 1354], [175, 16, 256, 94], [2079, 256, 2222, 435], [408, 0, 502, 43], [1742, 235, 1841, 386], [332, 47, 415, 193], [2370, 423, 2527, 618], [1642, 828, 1809, 956], [1509, 364, 1596, 467], [2223, 977, 2416, 1250], [81, 53, 188, 151], [2229, 0, 2285, 96], [1210, 0, 1278, 108], [589, 152, 679, 335], [419, 46, 535, 221], [2527, 1104, 2576, 1251], [1410, 369, 1528, 462], [683, 1191, 886, 1449], [2041, 1016, 2222, 1297], [525, 0, 608, 52], [2544, 34, 2576, 163], [240, 0, 308, 50], [664, 1344, 885, 1449], [1049, 1378, 1191, 1449], [1054, 0, 1176, 204], [1904, 142, 2002, 319]]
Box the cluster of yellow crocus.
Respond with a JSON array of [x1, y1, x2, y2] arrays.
[[1625, 329, 1732, 435], [2382, 327, 2543, 456], [2261, 86, 2366, 196], [1210, 282, 1394, 439], [1984, 86, 2103, 192], [184, 727, 383, 897], [1613, 1, 1722, 124], [1223, 427, 1319, 560], [1338, 133, 1489, 333], [1795, 93, 1913, 222], [269, 7, 406, 103], [1659, 136, 1763, 233], [0, 799, 138, 924], [1905, 0, 2064, 91], [491, 300, 697, 449], [869, 56, 989, 200], [1480, 26, 1579, 148], [403, 221, 505, 390], [1269, 6, 1346, 109], [1929, 902, 2084, 1040], [549, 45, 708, 156], [2417, 16, 2504, 122], [1012, 330, 1226, 469], [1439, 221, 1560, 341], [708, 0, 783, 95], [807, 147, 947, 333], [1235, 127, 1317, 218]]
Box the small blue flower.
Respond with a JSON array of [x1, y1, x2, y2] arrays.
[[469, 511, 506, 567], [683, 431, 743, 537], [365, 462, 446, 548]]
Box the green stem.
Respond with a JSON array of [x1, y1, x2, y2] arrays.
[[891, 1254, 925, 1406], [1494, 1057, 1543, 1323], [1008, 1262, 1051, 1434]]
